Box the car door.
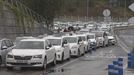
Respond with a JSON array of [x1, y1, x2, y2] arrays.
[[45, 40, 54, 63], [78, 37, 83, 54], [1, 40, 8, 63], [63, 40, 69, 59], [5, 40, 13, 54], [47, 40, 55, 62]]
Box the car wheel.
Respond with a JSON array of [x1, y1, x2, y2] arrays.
[[67, 51, 71, 61], [82, 48, 85, 56], [0, 57, 2, 65], [77, 49, 81, 57], [106, 44, 108, 47], [6, 66, 13, 70], [42, 58, 47, 70], [52, 55, 56, 66], [61, 53, 64, 62]]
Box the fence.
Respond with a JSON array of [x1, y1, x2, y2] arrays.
[[0, 0, 52, 40]]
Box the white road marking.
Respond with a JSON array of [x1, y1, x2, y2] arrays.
[[55, 58, 79, 69], [115, 36, 129, 69], [115, 35, 129, 53]]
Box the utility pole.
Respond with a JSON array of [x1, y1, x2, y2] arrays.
[[87, 0, 89, 21], [124, 0, 127, 21]]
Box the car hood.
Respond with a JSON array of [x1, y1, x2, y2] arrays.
[[69, 43, 78, 48], [98, 37, 104, 41], [54, 46, 63, 51], [9, 49, 45, 56]]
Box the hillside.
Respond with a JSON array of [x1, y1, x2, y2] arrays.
[[56, 0, 134, 17]]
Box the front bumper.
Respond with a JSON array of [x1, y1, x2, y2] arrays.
[[108, 41, 116, 45], [70, 49, 78, 56], [56, 52, 63, 61], [90, 44, 96, 49], [6, 58, 44, 67]]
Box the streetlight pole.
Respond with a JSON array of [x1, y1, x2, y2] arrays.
[[124, 0, 127, 21], [87, 0, 89, 21]]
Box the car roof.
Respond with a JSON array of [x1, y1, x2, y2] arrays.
[[76, 34, 86, 37], [45, 36, 61, 39], [21, 39, 45, 42]]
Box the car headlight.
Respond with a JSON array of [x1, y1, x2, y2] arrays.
[[7, 54, 13, 58], [33, 55, 42, 59]]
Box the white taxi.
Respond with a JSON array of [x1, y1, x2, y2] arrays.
[[46, 36, 70, 62], [62, 35, 85, 57], [6, 39, 56, 69]]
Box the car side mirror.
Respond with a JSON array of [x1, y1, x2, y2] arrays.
[[2, 46, 8, 50], [45, 46, 50, 50], [63, 44, 68, 47], [78, 41, 82, 44]]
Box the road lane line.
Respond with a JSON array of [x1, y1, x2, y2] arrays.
[[55, 57, 79, 69], [116, 35, 129, 53], [116, 36, 129, 69]]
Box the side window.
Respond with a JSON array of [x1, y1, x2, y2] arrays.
[[1, 40, 7, 49], [5, 40, 11, 47], [9, 40, 14, 46], [63, 40, 67, 44], [45, 40, 49, 47], [47, 40, 52, 47], [78, 37, 82, 42]]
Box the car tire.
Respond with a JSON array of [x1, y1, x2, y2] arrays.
[[6, 66, 13, 70], [52, 55, 56, 66], [82, 48, 85, 56], [61, 53, 64, 62], [42, 58, 47, 70], [0, 56, 2, 65], [77, 49, 81, 57], [67, 51, 71, 61]]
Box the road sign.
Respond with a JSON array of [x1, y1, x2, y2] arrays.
[[129, 3, 134, 12], [128, 17, 134, 24], [103, 9, 111, 17]]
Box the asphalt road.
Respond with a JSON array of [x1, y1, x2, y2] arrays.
[[0, 45, 131, 75]]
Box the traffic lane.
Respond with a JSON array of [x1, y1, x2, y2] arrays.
[[0, 57, 77, 75], [0, 45, 126, 75], [119, 35, 134, 50], [41, 45, 126, 75]]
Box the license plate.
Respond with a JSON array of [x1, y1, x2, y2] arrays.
[[16, 60, 28, 63]]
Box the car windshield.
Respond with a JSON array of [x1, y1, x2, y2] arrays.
[[63, 37, 77, 43], [87, 35, 95, 39], [14, 37, 34, 45], [80, 36, 86, 41], [15, 41, 44, 49], [48, 39, 61, 46], [96, 33, 103, 37], [79, 31, 89, 34]]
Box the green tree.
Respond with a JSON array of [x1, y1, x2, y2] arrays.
[[21, 0, 62, 29]]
